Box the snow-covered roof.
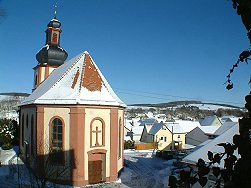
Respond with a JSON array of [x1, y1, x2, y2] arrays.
[[174, 120, 200, 133], [149, 123, 163, 135], [148, 122, 185, 135], [166, 123, 185, 134], [199, 115, 221, 126], [165, 119, 175, 123], [21, 51, 126, 107], [220, 116, 239, 123], [200, 126, 219, 134], [213, 122, 238, 136], [140, 118, 157, 124], [182, 125, 239, 168], [182, 144, 196, 150]]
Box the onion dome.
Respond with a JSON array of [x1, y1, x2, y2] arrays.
[[47, 18, 61, 28], [36, 16, 68, 66]]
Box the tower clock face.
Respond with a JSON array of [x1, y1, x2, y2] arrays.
[[52, 33, 58, 43]]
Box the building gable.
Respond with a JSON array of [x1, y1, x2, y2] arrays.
[[22, 52, 126, 107]]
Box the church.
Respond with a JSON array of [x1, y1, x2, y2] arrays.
[[19, 12, 126, 186]]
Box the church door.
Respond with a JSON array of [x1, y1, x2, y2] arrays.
[[88, 160, 102, 184], [88, 153, 106, 184]]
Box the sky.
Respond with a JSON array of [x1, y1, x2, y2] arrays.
[[0, 0, 250, 106]]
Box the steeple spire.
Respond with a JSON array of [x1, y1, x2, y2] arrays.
[[33, 4, 68, 90], [36, 4, 68, 66]]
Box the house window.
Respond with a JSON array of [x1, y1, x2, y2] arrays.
[[164, 137, 167, 142], [50, 117, 64, 165], [160, 137, 163, 140], [178, 135, 180, 139]]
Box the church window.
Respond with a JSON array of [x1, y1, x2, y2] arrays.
[[50, 117, 64, 165], [26, 114, 29, 129], [35, 74, 38, 86], [118, 118, 122, 159], [22, 114, 24, 146], [31, 115, 34, 156]]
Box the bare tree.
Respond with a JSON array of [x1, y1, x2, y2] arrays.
[[19, 139, 76, 188]]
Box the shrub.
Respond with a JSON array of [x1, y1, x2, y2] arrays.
[[0, 119, 15, 149], [2, 142, 13, 150], [124, 140, 135, 149]]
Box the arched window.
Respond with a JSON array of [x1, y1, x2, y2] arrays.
[[118, 118, 122, 158], [26, 114, 29, 129], [22, 114, 24, 146], [31, 115, 34, 156], [34, 74, 38, 87], [50, 117, 64, 165]]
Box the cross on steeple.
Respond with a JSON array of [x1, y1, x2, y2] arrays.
[[53, 2, 58, 19], [92, 126, 101, 146]]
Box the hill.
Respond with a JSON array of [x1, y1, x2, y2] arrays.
[[0, 92, 30, 117], [129, 100, 241, 110]]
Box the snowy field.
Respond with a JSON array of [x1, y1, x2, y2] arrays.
[[0, 149, 174, 188]]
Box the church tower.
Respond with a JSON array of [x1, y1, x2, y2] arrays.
[[33, 12, 68, 90]]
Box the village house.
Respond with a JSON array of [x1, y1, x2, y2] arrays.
[[199, 115, 222, 126], [127, 118, 157, 142], [140, 122, 186, 150], [182, 124, 239, 187], [220, 115, 239, 124], [185, 126, 209, 146], [19, 14, 126, 186], [185, 121, 238, 146]]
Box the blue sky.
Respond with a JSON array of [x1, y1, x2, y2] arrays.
[[0, 0, 250, 106]]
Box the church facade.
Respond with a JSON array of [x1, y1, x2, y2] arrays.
[[19, 14, 126, 186]]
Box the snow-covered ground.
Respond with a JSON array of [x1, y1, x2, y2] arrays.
[[0, 149, 174, 188], [120, 150, 174, 188]]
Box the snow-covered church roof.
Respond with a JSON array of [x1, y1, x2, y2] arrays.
[[22, 51, 126, 107]]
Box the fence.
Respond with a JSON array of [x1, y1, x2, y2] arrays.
[[134, 142, 158, 150]]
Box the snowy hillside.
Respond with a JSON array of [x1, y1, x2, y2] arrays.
[[187, 103, 238, 111], [0, 92, 29, 120], [129, 100, 242, 111]]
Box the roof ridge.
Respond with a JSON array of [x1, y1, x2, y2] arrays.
[[50, 53, 84, 90], [76, 54, 86, 103]]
